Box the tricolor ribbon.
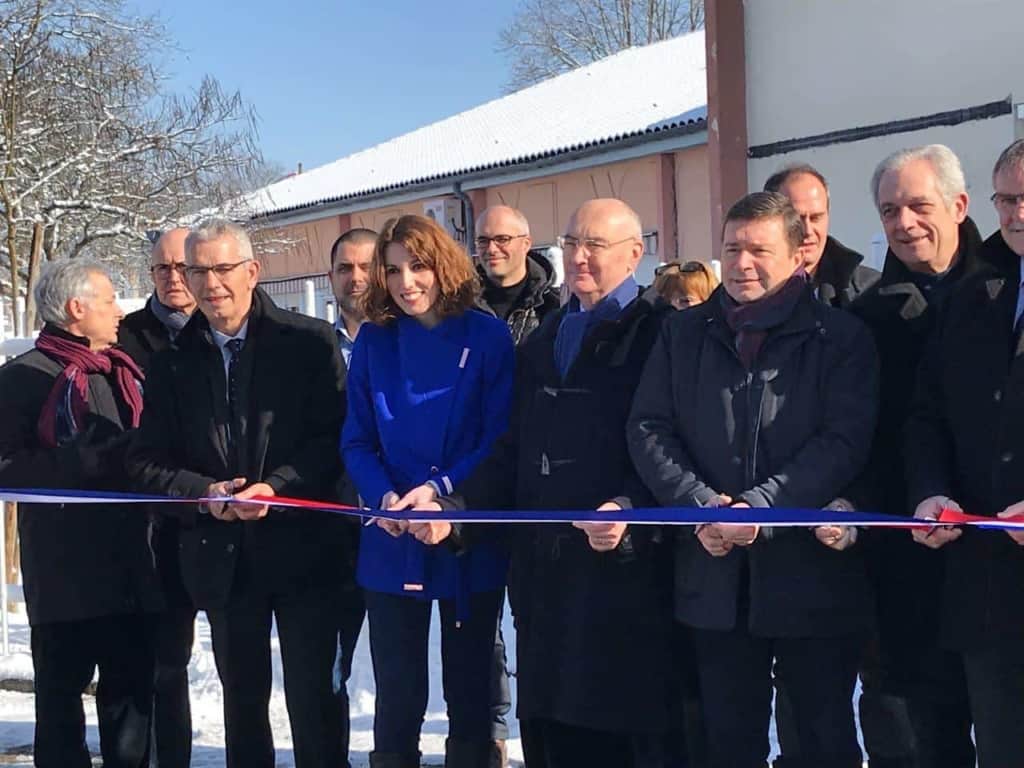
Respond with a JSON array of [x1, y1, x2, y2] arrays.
[[1, 488, 1023, 529]]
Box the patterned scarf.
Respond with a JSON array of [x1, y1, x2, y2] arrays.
[[35, 325, 144, 448]]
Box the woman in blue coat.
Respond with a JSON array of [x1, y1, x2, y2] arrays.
[[342, 214, 514, 768]]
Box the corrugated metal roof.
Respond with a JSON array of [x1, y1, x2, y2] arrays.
[[245, 31, 707, 219]]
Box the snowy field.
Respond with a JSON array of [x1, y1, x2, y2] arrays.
[[0, 606, 865, 766], [0, 606, 524, 767]]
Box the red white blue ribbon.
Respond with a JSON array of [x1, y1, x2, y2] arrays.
[[1, 488, 1022, 529]]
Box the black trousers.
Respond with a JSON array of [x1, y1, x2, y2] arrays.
[[691, 623, 863, 768], [901, 646, 975, 768], [365, 588, 503, 756], [31, 613, 156, 768], [520, 717, 666, 768], [332, 585, 366, 768], [961, 647, 1024, 767], [150, 601, 196, 768], [777, 631, 923, 768], [207, 577, 342, 768]]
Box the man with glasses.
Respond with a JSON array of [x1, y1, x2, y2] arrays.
[[765, 164, 879, 308], [118, 228, 199, 768], [119, 228, 196, 369], [127, 220, 349, 768], [428, 199, 678, 767], [474, 205, 559, 345], [901, 139, 1024, 765]]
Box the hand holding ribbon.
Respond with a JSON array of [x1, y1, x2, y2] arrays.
[[997, 500, 1024, 546], [912, 495, 963, 549], [573, 501, 628, 552]]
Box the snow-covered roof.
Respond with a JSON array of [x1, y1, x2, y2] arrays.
[[246, 31, 707, 219]]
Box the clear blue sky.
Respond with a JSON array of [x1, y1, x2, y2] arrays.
[[129, 0, 520, 172]]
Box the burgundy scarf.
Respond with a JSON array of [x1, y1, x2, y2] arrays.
[[35, 326, 145, 448], [720, 269, 809, 369]]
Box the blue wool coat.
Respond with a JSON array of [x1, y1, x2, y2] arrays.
[[342, 309, 514, 599]]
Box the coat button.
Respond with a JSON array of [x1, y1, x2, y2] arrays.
[[994, 390, 1002, 402], [226, 543, 235, 553], [430, 466, 439, 474], [731, 456, 742, 466], [200, 537, 208, 545], [1001, 451, 1014, 463]]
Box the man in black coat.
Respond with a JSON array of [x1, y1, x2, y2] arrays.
[[126, 220, 349, 768], [847, 144, 994, 768], [118, 227, 198, 768], [472, 204, 560, 765], [473, 205, 560, 344], [903, 139, 1024, 766], [429, 199, 676, 768], [765, 163, 879, 308], [628, 192, 879, 768], [0, 260, 162, 768]]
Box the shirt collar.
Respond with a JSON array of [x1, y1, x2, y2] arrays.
[[333, 316, 356, 345], [211, 320, 249, 351]]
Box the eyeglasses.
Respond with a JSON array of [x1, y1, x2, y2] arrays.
[[184, 261, 250, 280], [655, 260, 709, 277], [991, 192, 1024, 211], [557, 235, 637, 254], [474, 234, 528, 251], [150, 263, 188, 278]]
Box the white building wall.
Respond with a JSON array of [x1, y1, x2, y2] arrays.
[[744, 0, 1024, 263], [749, 116, 1015, 270]]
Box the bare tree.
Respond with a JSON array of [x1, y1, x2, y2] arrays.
[[499, 0, 704, 90], [0, 0, 262, 331]]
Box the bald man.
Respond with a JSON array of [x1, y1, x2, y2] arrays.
[[430, 199, 677, 766], [118, 228, 198, 768], [474, 206, 559, 345]]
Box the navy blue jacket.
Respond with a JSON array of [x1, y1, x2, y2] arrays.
[[342, 309, 514, 599]]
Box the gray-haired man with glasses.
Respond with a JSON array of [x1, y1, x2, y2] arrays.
[[128, 219, 349, 768]]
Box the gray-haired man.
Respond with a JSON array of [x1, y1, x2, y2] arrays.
[[128, 220, 351, 768], [0, 260, 162, 768]]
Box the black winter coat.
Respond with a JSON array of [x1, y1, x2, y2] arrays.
[[449, 288, 676, 734], [904, 230, 1024, 652], [627, 284, 879, 637], [814, 236, 880, 309], [126, 288, 351, 609], [847, 219, 995, 662], [117, 298, 195, 605], [0, 327, 163, 625], [475, 251, 560, 345], [118, 297, 173, 373]]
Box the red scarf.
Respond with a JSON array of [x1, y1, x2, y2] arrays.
[[35, 326, 145, 448]]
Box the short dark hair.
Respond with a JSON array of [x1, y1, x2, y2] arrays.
[[763, 163, 830, 207], [330, 228, 377, 270], [722, 192, 805, 252]]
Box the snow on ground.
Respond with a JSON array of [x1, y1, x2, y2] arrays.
[[0, 605, 524, 767], [0, 606, 866, 767]]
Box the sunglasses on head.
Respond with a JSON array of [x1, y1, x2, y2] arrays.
[[654, 260, 708, 277]]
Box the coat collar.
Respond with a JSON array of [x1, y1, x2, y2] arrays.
[[870, 216, 987, 320], [814, 236, 863, 290]]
